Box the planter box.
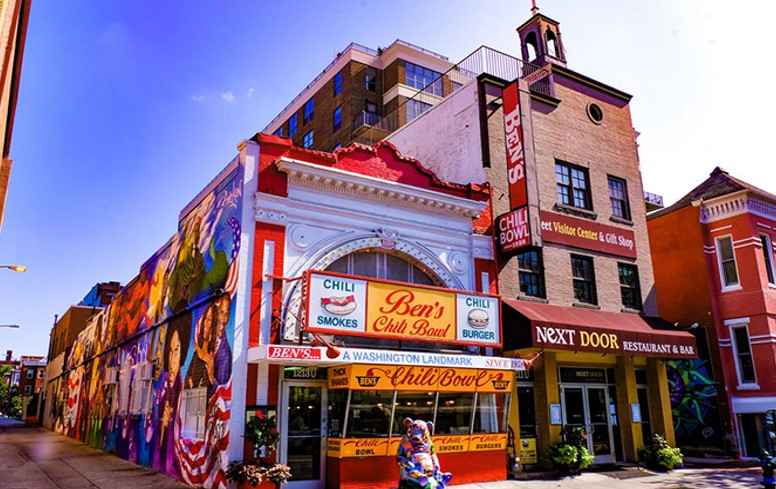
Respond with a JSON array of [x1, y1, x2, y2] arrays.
[[237, 481, 277, 489]]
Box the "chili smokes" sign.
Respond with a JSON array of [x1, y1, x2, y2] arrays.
[[305, 271, 501, 347]]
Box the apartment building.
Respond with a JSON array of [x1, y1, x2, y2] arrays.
[[262, 39, 468, 152], [648, 168, 776, 459]]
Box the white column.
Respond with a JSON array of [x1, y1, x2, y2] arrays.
[[228, 140, 260, 462]]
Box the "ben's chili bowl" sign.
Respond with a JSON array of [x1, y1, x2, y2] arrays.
[[328, 364, 513, 393], [304, 271, 501, 347]]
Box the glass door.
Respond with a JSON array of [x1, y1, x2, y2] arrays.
[[561, 385, 615, 464], [281, 382, 326, 489], [585, 386, 614, 464]]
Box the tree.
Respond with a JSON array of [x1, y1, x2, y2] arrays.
[[0, 364, 21, 417]]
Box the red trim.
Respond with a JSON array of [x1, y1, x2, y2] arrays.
[[250, 223, 286, 346], [252, 133, 490, 202]]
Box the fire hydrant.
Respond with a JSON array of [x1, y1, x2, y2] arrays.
[[761, 450, 776, 489]]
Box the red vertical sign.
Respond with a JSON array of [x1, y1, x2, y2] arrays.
[[502, 82, 528, 210], [496, 81, 531, 254]]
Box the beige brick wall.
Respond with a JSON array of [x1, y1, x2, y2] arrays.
[[492, 80, 656, 315]]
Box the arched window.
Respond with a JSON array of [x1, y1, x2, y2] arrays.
[[326, 249, 438, 286], [546, 30, 559, 58], [524, 32, 539, 61]]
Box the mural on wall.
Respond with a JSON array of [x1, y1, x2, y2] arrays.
[[49, 164, 243, 489], [667, 359, 724, 450]]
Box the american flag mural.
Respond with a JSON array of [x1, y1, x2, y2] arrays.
[[49, 163, 243, 489]]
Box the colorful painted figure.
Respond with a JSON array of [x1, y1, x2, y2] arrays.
[[397, 418, 452, 489]]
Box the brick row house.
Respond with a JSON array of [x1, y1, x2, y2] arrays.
[[43, 7, 699, 489], [648, 168, 776, 458]]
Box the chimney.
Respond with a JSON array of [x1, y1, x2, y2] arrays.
[[5, 350, 11, 362]]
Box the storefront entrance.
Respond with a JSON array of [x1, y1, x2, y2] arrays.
[[561, 384, 615, 464], [281, 382, 327, 489]]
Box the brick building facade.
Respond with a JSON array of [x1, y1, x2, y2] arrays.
[[648, 168, 776, 458], [262, 40, 467, 152], [388, 9, 692, 466]]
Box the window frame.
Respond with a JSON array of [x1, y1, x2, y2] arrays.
[[303, 98, 315, 125], [715, 235, 741, 291], [727, 319, 758, 389], [760, 234, 776, 285], [333, 71, 343, 97], [570, 254, 597, 305], [289, 113, 298, 138], [607, 175, 631, 221], [517, 249, 546, 299], [303, 130, 314, 149], [333, 105, 343, 132], [181, 386, 208, 439], [617, 262, 642, 311], [406, 99, 432, 122], [364, 70, 377, 92], [555, 161, 592, 211], [404, 62, 443, 96]]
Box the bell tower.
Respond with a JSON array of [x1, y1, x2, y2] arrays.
[[517, 1, 566, 67]]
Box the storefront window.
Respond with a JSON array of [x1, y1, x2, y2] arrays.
[[327, 389, 348, 438], [473, 393, 507, 433], [346, 391, 393, 437], [435, 393, 474, 435], [392, 391, 436, 435], [517, 386, 536, 438]]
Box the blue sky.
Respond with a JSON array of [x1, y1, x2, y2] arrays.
[[1, 0, 774, 356]]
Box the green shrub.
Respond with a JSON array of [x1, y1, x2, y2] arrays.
[[639, 433, 683, 471], [548, 426, 593, 475]]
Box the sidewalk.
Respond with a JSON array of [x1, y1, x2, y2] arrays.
[[0, 423, 762, 489], [0, 424, 187, 489], [453, 467, 761, 489]]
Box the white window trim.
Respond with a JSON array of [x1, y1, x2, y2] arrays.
[[181, 387, 207, 440], [760, 234, 776, 286], [726, 318, 759, 390], [715, 235, 741, 292]]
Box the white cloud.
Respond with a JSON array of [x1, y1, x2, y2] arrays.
[[221, 91, 236, 103], [190, 95, 205, 103], [247, 87, 255, 97]]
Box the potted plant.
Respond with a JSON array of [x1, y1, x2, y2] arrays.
[[547, 426, 593, 476], [639, 433, 683, 471], [227, 413, 292, 488]]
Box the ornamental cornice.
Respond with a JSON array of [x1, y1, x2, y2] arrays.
[[276, 157, 486, 219], [696, 191, 776, 224]]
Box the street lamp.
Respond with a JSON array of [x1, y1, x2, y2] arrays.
[[0, 265, 26, 272]]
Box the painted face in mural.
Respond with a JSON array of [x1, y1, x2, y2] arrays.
[[168, 330, 182, 381], [216, 295, 230, 339]]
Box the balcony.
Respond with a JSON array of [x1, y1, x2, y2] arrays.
[[351, 111, 389, 145]]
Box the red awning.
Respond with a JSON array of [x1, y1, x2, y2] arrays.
[[502, 299, 697, 359]]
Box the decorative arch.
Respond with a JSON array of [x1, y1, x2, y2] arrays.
[[546, 29, 560, 58], [281, 230, 463, 341], [524, 31, 539, 61]]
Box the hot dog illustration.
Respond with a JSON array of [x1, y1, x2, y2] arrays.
[[321, 294, 357, 316]]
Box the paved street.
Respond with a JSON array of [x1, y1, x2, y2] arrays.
[[0, 421, 761, 489], [0, 423, 187, 489]]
